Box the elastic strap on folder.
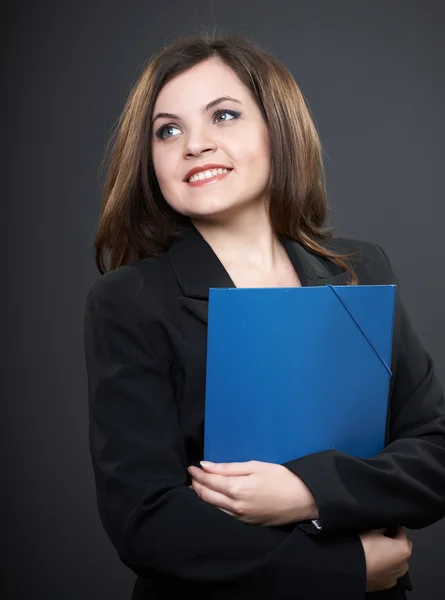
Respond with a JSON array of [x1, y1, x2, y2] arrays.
[[326, 285, 392, 377]]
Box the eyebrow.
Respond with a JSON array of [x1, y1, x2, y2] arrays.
[[152, 96, 243, 124]]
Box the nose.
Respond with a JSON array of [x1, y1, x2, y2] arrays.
[[183, 127, 218, 158]]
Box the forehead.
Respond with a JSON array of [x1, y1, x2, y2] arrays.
[[153, 58, 250, 111]]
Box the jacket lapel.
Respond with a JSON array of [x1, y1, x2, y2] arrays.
[[281, 238, 352, 288], [168, 224, 352, 325]]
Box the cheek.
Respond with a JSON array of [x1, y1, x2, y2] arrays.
[[239, 128, 270, 170], [151, 150, 186, 212], [258, 128, 271, 164], [152, 151, 174, 192]]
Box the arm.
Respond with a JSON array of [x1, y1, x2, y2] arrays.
[[84, 278, 366, 598], [284, 248, 445, 533]]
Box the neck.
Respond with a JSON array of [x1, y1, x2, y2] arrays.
[[191, 205, 283, 273]]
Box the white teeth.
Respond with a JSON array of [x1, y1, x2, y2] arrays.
[[188, 168, 229, 183]]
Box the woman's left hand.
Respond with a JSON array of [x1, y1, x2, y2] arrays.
[[188, 460, 319, 526]]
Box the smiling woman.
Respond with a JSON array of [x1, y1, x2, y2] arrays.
[[94, 32, 357, 281], [85, 31, 445, 600], [151, 59, 272, 223]]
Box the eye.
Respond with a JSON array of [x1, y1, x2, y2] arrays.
[[214, 109, 241, 123], [155, 109, 241, 140], [156, 125, 181, 140]]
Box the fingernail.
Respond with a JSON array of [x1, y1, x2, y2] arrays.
[[200, 461, 215, 468]]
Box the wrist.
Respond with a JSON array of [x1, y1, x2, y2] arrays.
[[302, 480, 319, 519], [290, 500, 318, 523], [289, 472, 319, 520], [305, 500, 320, 521]]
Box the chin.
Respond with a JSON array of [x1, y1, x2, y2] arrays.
[[176, 200, 241, 220]]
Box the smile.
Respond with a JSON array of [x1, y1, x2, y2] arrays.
[[186, 168, 232, 187]]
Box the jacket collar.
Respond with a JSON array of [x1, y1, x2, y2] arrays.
[[168, 224, 352, 324], [168, 223, 351, 300]]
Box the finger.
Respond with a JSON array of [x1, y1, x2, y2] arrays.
[[189, 467, 243, 498], [192, 480, 239, 513], [218, 507, 237, 517], [383, 580, 398, 590], [199, 460, 257, 476], [396, 563, 409, 578], [393, 527, 408, 541]]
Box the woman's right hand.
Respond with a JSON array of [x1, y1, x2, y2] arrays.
[[360, 527, 413, 592]]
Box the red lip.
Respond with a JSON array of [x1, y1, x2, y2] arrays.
[[183, 164, 232, 182]]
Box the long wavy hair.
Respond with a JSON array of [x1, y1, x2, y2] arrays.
[[94, 31, 357, 282]]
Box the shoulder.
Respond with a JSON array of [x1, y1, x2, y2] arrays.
[[324, 235, 383, 257], [323, 236, 397, 285], [85, 253, 177, 312], [84, 254, 180, 360]]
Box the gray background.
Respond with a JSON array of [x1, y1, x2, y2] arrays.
[[3, 0, 444, 598]]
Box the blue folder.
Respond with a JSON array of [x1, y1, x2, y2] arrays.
[[204, 284, 396, 464]]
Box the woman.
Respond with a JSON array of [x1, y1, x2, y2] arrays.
[[84, 33, 445, 599]]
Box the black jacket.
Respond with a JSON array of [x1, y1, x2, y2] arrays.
[[83, 224, 445, 599]]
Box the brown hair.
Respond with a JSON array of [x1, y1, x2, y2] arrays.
[[94, 31, 358, 282]]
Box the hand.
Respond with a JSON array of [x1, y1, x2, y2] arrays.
[[188, 460, 319, 526], [360, 527, 412, 592]]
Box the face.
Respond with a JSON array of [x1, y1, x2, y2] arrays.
[[151, 58, 271, 222]]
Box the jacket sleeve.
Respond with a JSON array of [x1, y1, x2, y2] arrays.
[[83, 277, 366, 598], [284, 245, 445, 533]]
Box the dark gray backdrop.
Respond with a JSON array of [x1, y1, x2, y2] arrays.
[[3, 0, 444, 598]]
